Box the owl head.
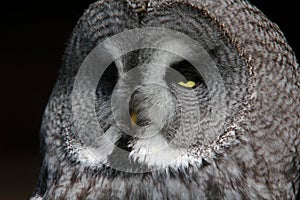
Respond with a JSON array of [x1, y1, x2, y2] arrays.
[[32, 0, 300, 199]]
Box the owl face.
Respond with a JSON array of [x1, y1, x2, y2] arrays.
[[68, 2, 248, 173], [32, 0, 300, 199]]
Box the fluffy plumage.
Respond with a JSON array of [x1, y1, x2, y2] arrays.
[[31, 0, 300, 199]]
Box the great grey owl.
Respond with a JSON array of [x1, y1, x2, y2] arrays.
[[31, 0, 300, 199]]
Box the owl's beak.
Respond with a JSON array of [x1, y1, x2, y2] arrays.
[[130, 112, 137, 127]]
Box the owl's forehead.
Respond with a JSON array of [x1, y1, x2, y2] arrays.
[[105, 38, 194, 65]]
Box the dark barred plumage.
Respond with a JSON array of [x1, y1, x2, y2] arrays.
[[31, 0, 300, 199]]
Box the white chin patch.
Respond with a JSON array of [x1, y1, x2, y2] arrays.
[[129, 133, 186, 169]]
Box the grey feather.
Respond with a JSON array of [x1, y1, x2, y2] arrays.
[[31, 0, 300, 199]]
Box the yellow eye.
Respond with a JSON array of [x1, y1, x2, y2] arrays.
[[178, 81, 196, 88]]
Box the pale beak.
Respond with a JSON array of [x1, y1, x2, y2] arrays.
[[130, 112, 137, 127]]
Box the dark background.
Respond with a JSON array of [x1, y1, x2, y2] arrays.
[[0, 1, 299, 199]]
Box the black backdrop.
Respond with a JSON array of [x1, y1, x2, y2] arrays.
[[0, 1, 299, 199]]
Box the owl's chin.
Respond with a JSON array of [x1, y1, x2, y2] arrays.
[[72, 123, 239, 174], [128, 133, 186, 169]]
